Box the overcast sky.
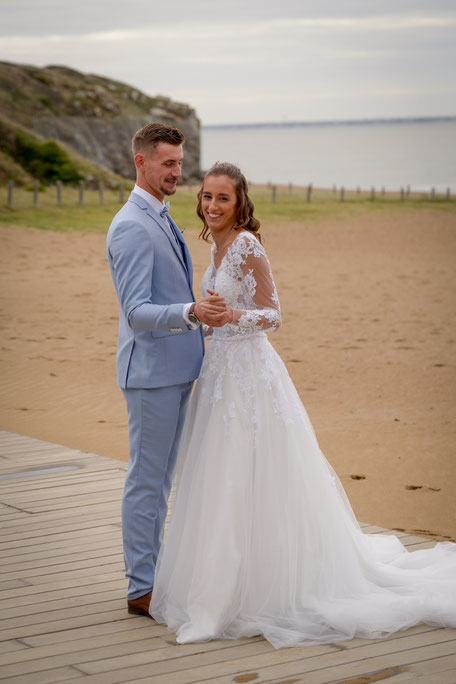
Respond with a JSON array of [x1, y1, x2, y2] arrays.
[[0, 0, 455, 125]]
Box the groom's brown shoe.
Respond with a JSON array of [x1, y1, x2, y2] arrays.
[[127, 591, 152, 617]]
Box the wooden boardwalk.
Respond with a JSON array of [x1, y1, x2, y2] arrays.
[[0, 429, 455, 684]]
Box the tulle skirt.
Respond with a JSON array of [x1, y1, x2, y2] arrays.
[[150, 332, 456, 648]]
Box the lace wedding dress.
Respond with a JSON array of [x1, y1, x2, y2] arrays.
[[150, 231, 456, 648]]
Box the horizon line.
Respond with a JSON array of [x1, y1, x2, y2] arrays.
[[202, 115, 456, 129]]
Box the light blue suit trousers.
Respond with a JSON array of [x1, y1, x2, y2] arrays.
[[122, 383, 193, 597], [107, 192, 204, 598]]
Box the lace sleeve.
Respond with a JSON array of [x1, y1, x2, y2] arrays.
[[232, 235, 281, 332]]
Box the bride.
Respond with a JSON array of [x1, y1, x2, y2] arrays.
[[149, 162, 456, 649]]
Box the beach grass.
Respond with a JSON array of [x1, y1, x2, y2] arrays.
[[0, 182, 454, 233]]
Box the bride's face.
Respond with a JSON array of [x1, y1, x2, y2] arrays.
[[201, 175, 238, 235]]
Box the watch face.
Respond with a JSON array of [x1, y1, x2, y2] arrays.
[[189, 313, 199, 324]]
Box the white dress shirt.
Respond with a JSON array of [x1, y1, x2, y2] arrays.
[[133, 184, 198, 328]]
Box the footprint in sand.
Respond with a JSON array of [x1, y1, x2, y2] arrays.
[[350, 475, 366, 480], [405, 484, 441, 492]]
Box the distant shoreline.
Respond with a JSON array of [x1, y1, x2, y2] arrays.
[[203, 116, 456, 130]]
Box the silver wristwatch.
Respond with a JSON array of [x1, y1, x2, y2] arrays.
[[188, 302, 200, 325]]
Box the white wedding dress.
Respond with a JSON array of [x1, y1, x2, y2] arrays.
[[150, 231, 456, 648]]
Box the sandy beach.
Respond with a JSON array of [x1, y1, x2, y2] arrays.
[[1, 208, 455, 540]]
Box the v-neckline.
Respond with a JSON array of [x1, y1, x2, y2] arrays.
[[212, 231, 247, 272]]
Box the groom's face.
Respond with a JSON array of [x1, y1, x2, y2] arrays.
[[136, 142, 183, 200]]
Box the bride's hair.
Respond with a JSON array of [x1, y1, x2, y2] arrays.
[[196, 162, 262, 243]]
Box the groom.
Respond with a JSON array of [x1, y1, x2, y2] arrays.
[[107, 122, 226, 616]]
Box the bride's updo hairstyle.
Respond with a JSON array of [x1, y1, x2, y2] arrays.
[[197, 162, 262, 243]]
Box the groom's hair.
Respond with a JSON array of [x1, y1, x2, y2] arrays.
[[132, 122, 185, 156]]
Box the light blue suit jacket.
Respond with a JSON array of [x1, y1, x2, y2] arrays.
[[106, 191, 204, 389]]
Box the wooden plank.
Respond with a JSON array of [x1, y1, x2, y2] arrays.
[[1, 588, 126, 620], [0, 625, 164, 665], [76, 640, 300, 681], [1, 545, 124, 585], [0, 444, 75, 456], [0, 571, 125, 599], [0, 458, 122, 477], [0, 553, 124, 582], [0, 597, 128, 629], [0, 530, 122, 561], [73, 637, 456, 684], [0, 665, 84, 683], [1, 480, 125, 505], [1, 431, 453, 684], [18, 490, 125, 513], [0, 609, 137, 641], [0, 636, 165, 679], [18, 562, 125, 586], [0, 469, 124, 493], [0, 636, 265, 680], [361, 525, 390, 534], [75, 628, 456, 677], [0, 579, 126, 612], [405, 540, 437, 550], [22, 619, 160, 647], [0, 640, 30, 655], [0, 579, 30, 591], [216, 653, 456, 684], [258, 649, 456, 684], [0, 522, 121, 546], [0, 456, 118, 472], [0, 504, 121, 532]]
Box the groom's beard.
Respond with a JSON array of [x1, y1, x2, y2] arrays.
[[162, 178, 178, 196]]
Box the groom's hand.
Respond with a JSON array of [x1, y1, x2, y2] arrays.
[[194, 291, 227, 327]]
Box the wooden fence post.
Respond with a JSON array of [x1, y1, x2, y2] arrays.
[[8, 180, 13, 207], [356, 186, 361, 195], [381, 186, 385, 198], [271, 185, 277, 203], [340, 187, 345, 202], [288, 181, 292, 193], [446, 187, 451, 200], [33, 180, 39, 207], [332, 184, 337, 194], [306, 183, 312, 202], [119, 183, 125, 203], [406, 185, 410, 198], [99, 180, 104, 204], [79, 180, 84, 205], [430, 187, 435, 201], [370, 187, 375, 201], [400, 187, 405, 202], [56, 180, 62, 206]]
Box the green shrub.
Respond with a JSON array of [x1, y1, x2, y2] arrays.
[[13, 132, 83, 184]]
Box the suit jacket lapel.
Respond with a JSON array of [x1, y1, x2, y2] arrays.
[[128, 192, 191, 283], [147, 207, 187, 267], [167, 215, 193, 283]]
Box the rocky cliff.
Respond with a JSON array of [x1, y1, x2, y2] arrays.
[[0, 61, 201, 183]]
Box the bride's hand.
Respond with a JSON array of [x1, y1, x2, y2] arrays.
[[216, 308, 234, 326]]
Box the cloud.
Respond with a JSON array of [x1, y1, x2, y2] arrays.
[[0, 7, 454, 123]]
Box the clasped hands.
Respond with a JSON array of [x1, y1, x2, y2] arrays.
[[194, 289, 233, 327]]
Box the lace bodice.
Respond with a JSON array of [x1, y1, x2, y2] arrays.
[[201, 231, 281, 339]]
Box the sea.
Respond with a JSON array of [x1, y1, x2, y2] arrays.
[[201, 118, 456, 193]]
